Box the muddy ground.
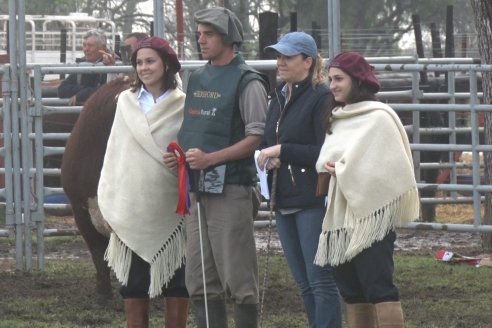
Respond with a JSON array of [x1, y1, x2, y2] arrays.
[[0, 217, 486, 262], [0, 204, 490, 327]]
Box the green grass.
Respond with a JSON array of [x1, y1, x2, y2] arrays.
[[395, 254, 492, 328], [1, 237, 492, 327]]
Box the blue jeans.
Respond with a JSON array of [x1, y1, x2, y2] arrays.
[[276, 207, 342, 328]]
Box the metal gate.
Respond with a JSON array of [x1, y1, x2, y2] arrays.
[[1, 58, 492, 272]]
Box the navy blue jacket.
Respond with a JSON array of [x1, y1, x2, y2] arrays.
[[57, 57, 108, 105], [260, 76, 330, 209]]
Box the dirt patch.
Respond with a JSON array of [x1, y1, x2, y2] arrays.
[[255, 226, 485, 257], [2, 207, 487, 261], [0, 227, 484, 262], [395, 228, 483, 256]]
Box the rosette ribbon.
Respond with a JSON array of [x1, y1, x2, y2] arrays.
[[167, 141, 190, 215]]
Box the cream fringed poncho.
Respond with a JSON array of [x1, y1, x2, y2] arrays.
[[98, 88, 186, 298], [314, 101, 420, 266]]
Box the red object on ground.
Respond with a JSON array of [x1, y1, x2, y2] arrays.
[[435, 249, 482, 267]]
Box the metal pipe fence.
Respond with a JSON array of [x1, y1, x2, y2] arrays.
[[1, 58, 492, 271]]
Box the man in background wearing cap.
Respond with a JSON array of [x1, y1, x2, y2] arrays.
[[119, 32, 149, 64], [164, 6, 268, 328]]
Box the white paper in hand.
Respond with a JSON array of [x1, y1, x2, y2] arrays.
[[254, 150, 270, 200]]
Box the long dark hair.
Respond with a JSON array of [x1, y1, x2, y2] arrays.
[[130, 52, 179, 93], [323, 75, 378, 133]]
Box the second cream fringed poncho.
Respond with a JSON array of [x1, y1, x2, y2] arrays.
[[315, 101, 420, 266]]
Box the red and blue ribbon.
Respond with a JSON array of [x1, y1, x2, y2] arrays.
[[166, 141, 190, 215]]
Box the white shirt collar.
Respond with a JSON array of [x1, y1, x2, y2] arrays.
[[137, 85, 172, 114]]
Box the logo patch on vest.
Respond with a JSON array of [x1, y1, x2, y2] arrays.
[[193, 90, 222, 99], [188, 107, 217, 117]]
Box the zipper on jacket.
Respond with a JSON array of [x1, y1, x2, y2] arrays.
[[275, 88, 297, 187], [288, 164, 296, 186], [275, 88, 288, 142]]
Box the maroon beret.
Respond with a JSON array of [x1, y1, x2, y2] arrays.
[[131, 36, 181, 72], [329, 52, 380, 93]]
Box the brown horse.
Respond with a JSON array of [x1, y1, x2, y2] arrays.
[[61, 76, 132, 303]]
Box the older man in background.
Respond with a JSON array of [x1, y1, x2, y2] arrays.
[[58, 29, 116, 105]]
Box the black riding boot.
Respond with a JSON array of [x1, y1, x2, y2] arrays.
[[234, 303, 258, 328], [192, 298, 228, 328]]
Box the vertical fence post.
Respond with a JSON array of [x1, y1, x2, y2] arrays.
[[259, 11, 278, 93]]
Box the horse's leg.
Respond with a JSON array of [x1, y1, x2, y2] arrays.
[[71, 201, 112, 305]]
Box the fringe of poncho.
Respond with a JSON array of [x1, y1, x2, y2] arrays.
[[315, 187, 419, 266], [105, 221, 186, 298]]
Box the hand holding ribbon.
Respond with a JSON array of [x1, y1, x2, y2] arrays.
[[166, 141, 190, 215]]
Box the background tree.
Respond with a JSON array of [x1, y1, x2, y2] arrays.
[[176, 0, 272, 59], [1, 0, 74, 16], [13, 0, 152, 36], [4, 0, 477, 59], [279, 0, 475, 56], [470, 0, 492, 251]]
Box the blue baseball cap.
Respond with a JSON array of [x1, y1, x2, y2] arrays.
[[264, 31, 318, 58]]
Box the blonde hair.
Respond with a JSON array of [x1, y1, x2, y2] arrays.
[[310, 54, 326, 85]]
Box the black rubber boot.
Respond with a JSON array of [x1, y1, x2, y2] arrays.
[[192, 298, 228, 328], [234, 303, 258, 328]]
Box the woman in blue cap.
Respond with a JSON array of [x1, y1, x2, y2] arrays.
[[257, 31, 342, 328]]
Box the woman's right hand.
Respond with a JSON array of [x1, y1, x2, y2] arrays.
[[163, 152, 178, 170], [324, 161, 336, 177], [257, 145, 282, 170], [265, 157, 281, 170]]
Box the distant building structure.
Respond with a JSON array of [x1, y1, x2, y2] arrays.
[[0, 13, 117, 64]]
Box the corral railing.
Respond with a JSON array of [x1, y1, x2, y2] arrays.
[[1, 57, 492, 271], [0, 14, 118, 64]]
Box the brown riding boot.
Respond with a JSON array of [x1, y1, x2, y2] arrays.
[[124, 298, 150, 328], [374, 301, 404, 328], [345, 303, 376, 328], [165, 297, 190, 328]]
